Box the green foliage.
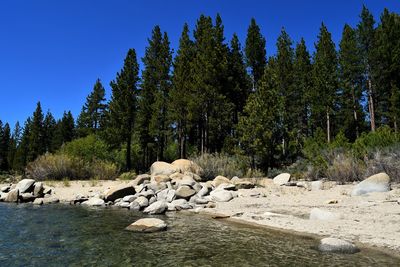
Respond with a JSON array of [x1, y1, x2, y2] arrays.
[[118, 171, 137, 180], [59, 135, 111, 163], [353, 126, 400, 157]]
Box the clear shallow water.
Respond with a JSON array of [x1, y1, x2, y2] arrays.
[[0, 203, 398, 267]]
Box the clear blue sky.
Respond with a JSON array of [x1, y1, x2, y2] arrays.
[[0, 0, 399, 128]]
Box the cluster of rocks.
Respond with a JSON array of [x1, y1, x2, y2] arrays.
[[74, 159, 255, 217], [0, 179, 58, 205]]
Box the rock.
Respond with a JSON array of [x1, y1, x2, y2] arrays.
[[115, 201, 130, 208], [212, 176, 231, 188], [4, 189, 19, 202], [42, 197, 59, 204], [43, 187, 52, 195], [210, 190, 233, 202], [273, 173, 291, 186], [311, 180, 323, 191], [149, 196, 157, 205], [143, 201, 168, 214], [129, 201, 141, 211], [235, 181, 255, 190], [171, 159, 203, 176], [230, 176, 240, 184], [33, 198, 44, 205], [192, 183, 202, 193], [81, 198, 105, 207], [15, 179, 35, 193], [175, 186, 196, 199], [157, 189, 175, 203], [319, 237, 359, 254], [296, 181, 308, 188], [123, 195, 137, 203], [190, 195, 209, 205], [216, 183, 236, 191], [325, 199, 338, 204], [126, 218, 167, 233], [177, 176, 196, 187], [138, 189, 155, 198], [151, 175, 171, 184], [184, 171, 202, 182], [205, 202, 216, 208], [132, 174, 151, 186], [197, 186, 210, 197], [169, 172, 184, 181], [171, 199, 192, 210], [1, 186, 10, 193], [146, 182, 167, 192], [310, 208, 341, 221], [104, 184, 135, 202], [33, 182, 44, 197], [20, 193, 35, 202], [150, 161, 179, 176], [135, 196, 149, 208], [351, 173, 391, 196]]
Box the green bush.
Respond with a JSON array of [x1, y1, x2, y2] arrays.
[[26, 153, 118, 181], [353, 126, 400, 157], [59, 135, 112, 162]]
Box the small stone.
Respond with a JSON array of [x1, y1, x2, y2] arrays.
[[273, 173, 291, 186], [210, 190, 233, 202], [319, 237, 359, 254], [123, 195, 137, 203], [311, 180, 323, 191], [115, 201, 130, 208], [129, 201, 141, 211], [33, 198, 44, 205], [135, 196, 149, 208], [205, 202, 216, 208], [175, 186, 196, 199], [325, 199, 338, 204], [126, 218, 167, 233]]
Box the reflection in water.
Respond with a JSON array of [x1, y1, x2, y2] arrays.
[[0, 203, 398, 266]]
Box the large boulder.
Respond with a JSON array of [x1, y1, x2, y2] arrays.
[[82, 198, 105, 207], [126, 218, 167, 233], [135, 196, 149, 208], [4, 189, 19, 202], [143, 201, 168, 214], [33, 182, 44, 197], [210, 190, 233, 202], [175, 186, 196, 199], [351, 172, 391, 196], [212, 176, 231, 188], [310, 208, 341, 221], [20, 193, 35, 202], [151, 175, 171, 184], [15, 179, 35, 193], [157, 189, 175, 203], [150, 161, 179, 176], [171, 159, 204, 176], [132, 174, 151, 186], [273, 173, 291, 186], [318, 237, 359, 254], [104, 184, 135, 202], [171, 199, 192, 210]]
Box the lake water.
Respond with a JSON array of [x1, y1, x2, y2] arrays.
[[0, 203, 398, 266]]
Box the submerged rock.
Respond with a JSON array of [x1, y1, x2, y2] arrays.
[[273, 173, 291, 186], [81, 198, 105, 207], [126, 218, 167, 233], [351, 173, 391, 196], [318, 237, 359, 254]]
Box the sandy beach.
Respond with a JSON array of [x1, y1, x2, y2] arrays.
[[5, 178, 399, 255]]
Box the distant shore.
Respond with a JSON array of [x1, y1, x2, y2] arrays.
[[2, 178, 399, 256]]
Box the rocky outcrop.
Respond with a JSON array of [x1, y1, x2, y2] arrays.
[[104, 184, 135, 202], [351, 172, 391, 196], [273, 173, 291, 186], [318, 237, 359, 253], [171, 159, 203, 176], [150, 161, 179, 176], [126, 218, 167, 233]]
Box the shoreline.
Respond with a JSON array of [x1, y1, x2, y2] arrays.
[[1, 179, 400, 257]]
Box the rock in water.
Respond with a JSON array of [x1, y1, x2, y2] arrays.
[[143, 201, 168, 214], [81, 198, 105, 207], [210, 190, 233, 202], [171, 159, 204, 176], [4, 189, 19, 202], [273, 173, 291, 186], [351, 173, 391, 196], [150, 161, 179, 176], [104, 184, 135, 202], [126, 218, 167, 233], [310, 208, 341, 221], [15, 179, 35, 193], [33, 198, 44, 205], [319, 238, 359, 254]]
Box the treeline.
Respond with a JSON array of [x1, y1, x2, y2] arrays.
[[0, 6, 399, 175]]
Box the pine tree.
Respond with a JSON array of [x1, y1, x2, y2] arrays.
[[357, 5, 377, 131], [43, 111, 56, 152], [245, 18, 267, 89], [169, 23, 194, 159], [237, 57, 281, 173], [311, 23, 339, 143], [8, 121, 21, 171], [338, 24, 365, 141], [27, 102, 45, 162], [0, 121, 11, 171], [77, 79, 107, 137], [13, 118, 31, 170], [108, 49, 139, 170], [52, 111, 75, 150], [293, 38, 312, 138]]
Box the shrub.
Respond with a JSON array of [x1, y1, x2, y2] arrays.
[[59, 135, 112, 162], [364, 146, 400, 182], [353, 126, 400, 157], [190, 153, 259, 180], [325, 153, 364, 183], [26, 153, 118, 181], [118, 171, 137, 180]]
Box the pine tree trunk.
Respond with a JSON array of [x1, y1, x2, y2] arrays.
[[126, 134, 132, 171], [326, 108, 331, 143], [368, 79, 376, 132]]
